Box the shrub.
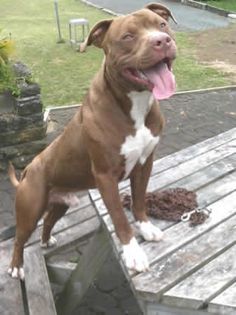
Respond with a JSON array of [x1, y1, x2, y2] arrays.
[[0, 29, 19, 95]]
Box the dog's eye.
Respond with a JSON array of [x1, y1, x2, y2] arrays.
[[122, 33, 134, 41], [160, 22, 166, 29]]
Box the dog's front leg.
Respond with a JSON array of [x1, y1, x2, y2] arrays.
[[130, 154, 163, 242], [94, 171, 149, 272]]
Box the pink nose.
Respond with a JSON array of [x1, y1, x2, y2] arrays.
[[150, 32, 172, 49]]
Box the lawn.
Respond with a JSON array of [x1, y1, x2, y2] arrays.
[[202, 0, 236, 12], [0, 0, 233, 107]]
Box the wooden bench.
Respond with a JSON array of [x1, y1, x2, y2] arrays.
[[1, 127, 236, 314], [58, 127, 236, 315], [0, 194, 99, 315]]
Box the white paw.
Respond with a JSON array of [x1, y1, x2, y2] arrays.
[[122, 237, 149, 272], [40, 235, 57, 248], [8, 267, 25, 280], [136, 221, 163, 241]]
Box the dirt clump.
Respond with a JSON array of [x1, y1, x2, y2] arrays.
[[190, 23, 236, 82]]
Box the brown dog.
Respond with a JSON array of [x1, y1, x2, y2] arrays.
[[8, 3, 177, 280]]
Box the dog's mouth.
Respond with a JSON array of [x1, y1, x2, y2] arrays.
[[122, 58, 175, 100]]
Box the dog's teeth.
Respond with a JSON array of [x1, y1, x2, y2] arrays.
[[138, 70, 147, 80], [166, 59, 172, 71]]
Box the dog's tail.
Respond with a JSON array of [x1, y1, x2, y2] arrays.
[[8, 162, 19, 188]]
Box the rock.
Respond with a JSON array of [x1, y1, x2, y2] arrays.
[[12, 61, 31, 78], [20, 83, 40, 98], [95, 254, 124, 292], [15, 95, 43, 116], [0, 139, 47, 159], [0, 91, 16, 114], [11, 154, 36, 169], [0, 139, 47, 170], [0, 125, 47, 148], [0, 113, 44, 132], [0, 62, 46, 169]]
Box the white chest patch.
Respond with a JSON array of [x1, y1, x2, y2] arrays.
[[120, 91, 160, 179]]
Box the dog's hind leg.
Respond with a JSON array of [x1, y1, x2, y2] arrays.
[[40, 192, 79, 247], [8, 181, 47, 280], [41, 203, 69, 248]]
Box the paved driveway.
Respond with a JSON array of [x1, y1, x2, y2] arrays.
[[87, 0, 229, 31]]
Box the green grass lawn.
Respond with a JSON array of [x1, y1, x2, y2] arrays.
[[203, 0, 236, 12], [173, 32, 231, 92], [0, 0, 233, 107]]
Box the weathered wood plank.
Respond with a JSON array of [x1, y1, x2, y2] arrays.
[[196, 170, 236, 207], [68, 193, 91, 212], [0, 194, 91, 243], [90, 128, 236, 200], [98, 190, 236, 272], [102, 208, 136, 233], [208, 282, 236, 314], [98, 199, 172, 231], [28, 203, 97, 246], [24, 247, 57, 315], [0, 239, 25, 315], [0, 225, 16, 242], [94, 166, 236, 263], [129, 190, 236, 277], [146, 139, 236, 194], [56, 226, 111, 315], [162, 245, 236, 310], [100, 175, 236, 258], [0, 198, 98, 315], [107, 219, 171, 256], [170, 153, 236, 191], [132, 214, 236, 302], [93, 197, 108, 216], [152, 127, 236, 176], [47, 261, 76, 286], [42, 216, 100, 257], [87, 130, 236, 314], [146, 302, 211, 315], [92, 139, 236, 217]]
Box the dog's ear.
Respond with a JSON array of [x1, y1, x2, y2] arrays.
[[145, 3, 177, 24], [87, 19, 113, 48]]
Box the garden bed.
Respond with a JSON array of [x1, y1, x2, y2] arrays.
[[0, 63, 47, 170]]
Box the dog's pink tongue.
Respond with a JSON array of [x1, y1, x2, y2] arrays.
[[143, 62, 176, 100]]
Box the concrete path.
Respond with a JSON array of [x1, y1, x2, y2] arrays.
[[86, 0, 230, 31]]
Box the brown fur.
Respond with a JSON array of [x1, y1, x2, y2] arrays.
[[8, 162, 19, 188], [8, 3, 176, 278]]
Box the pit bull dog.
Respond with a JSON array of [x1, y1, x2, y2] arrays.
[[8, 3, 177, 280]]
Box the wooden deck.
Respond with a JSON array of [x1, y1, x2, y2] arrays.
[[89, 127, 236, 315], [0, 127, 236, 315], [0, 194, 99, 315]]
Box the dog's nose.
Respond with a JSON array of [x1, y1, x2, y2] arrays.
[[149, 32, 172, 50]]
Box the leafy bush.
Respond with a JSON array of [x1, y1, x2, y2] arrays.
[[0, 29, 19, 95]]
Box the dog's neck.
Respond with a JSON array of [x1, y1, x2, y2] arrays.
[[88, 62, 154, 122], [128, 91, 154, 129]]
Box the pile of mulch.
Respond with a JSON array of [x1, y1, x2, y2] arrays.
[[121, 188, 209, 226]]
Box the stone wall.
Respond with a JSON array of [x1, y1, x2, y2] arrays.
[[0, 65, 47, 170]]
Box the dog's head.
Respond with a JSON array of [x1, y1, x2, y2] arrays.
[[87, 3, 177, 100]]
